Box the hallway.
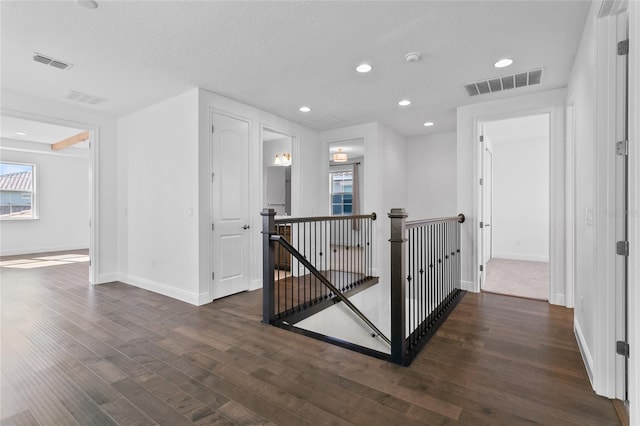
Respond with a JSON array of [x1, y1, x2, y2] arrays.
[[0, 253, 620, 425]]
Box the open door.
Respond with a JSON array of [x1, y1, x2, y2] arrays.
[[478, 127, 493, 289]]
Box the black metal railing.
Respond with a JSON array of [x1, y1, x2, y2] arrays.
[[389, 208, 466, 365], [261, 208, 378, 326]]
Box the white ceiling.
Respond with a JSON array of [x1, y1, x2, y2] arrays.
[[0, 115, 87, 148], [0, 1, 590, 136]]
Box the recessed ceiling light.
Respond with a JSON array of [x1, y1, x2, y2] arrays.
[[423, 122, 434, 127], [16, 132, 27, 136], [76, 0, 99, 9], [494, 58, 514, 68], [398, 99, 411, 107], [299, 106, 311, 112], [356, 63, 372, 73]]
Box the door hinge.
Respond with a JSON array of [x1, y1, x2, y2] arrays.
[[617, 340, 629, 357], [211, 172, 215, 182], [212, 272, 215, 280], [479, 265, 484, 272], [211, 223, 214, 231], [479, 221, 484, 229], [479, 178, 484, 185], [212, 125, 215, 133], [616, 140, 629, 156], [479, 135, 484, 143], [616, 240, 629, 256], [618, 39, 629, 56]]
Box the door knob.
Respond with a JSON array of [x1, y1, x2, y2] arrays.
[[242, 224, 250, 230]]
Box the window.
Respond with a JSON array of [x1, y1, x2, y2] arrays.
[[330, 171, 353, 215], [0, 162, 36, 220]]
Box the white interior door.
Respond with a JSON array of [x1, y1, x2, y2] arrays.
[[210, 112, 251, 300], [483, 147, 493, 264], [478, 129, 493, 289]]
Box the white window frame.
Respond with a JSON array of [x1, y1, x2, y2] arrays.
[[0, 161, 38, 221]]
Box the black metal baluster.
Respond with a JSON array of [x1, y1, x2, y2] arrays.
[[430, 222, 435, 324], [420, 224, 425, 336], [341, 218, 345, 291]]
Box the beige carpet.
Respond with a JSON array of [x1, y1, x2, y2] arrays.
[[484, 258, 549, 300]]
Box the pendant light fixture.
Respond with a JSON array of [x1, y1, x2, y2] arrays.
[[333, 148, 348, 163]]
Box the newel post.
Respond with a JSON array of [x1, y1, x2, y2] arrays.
[[261, 208, 276, 324], [389, 208, 408, 365]]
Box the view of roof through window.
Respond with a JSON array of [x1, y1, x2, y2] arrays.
[[0, 162, 35, 219]]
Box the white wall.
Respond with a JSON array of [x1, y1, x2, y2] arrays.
[[1, 90, 119, 283], [569, 7, 598, 387], [117, 88, 323, 305], [118, 89, 201, 304], [0, 139, 89, 255], [488, 120, 549, 262], [567, 1, 629, 399], [456, 89, 566, 305], [407, 131, 457, 219]]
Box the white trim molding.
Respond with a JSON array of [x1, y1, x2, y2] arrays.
[[627, 1, 639, 424], [456, 90, 568, 306]]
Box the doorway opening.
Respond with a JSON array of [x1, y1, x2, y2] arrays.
[[0, 113, 95, 283], [480, 114, 550, 300], [262, 129, 293, 217]]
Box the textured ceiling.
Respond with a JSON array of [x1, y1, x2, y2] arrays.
[[0, 1, 590, 136]]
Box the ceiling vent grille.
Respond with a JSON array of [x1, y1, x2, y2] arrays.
[[311, 114, 345, 127], [33, 53, 73, 70], [64, 90, 108, 106], [464, 68, 543, 97]]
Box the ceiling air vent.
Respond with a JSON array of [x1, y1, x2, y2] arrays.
[[311, 114, 345, 127], [464, 68, 543, 97], [64, 90, 108, 106], [33, 53, 73, 70]]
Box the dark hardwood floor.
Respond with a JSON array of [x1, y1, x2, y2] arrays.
[[1, 251, 620, 425]]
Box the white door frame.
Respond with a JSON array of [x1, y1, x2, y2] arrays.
[[259, 125, 299, 217], [208, 108, 252, 301], [0, 108, 98, 285], [627, 2, 639, 422], [474, 109, 558, 303]]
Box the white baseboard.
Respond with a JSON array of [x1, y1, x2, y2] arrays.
[[549, 292, 566, 307], [460, 280, 477, 292], [121, 274, 202, 306], [493, 253, 549, 262], [197, 292, 212, 306], [0, 244, 88, 257], [574, 318, 594, 387], [95, 273, 118, 284], [250, 278, 262, 291]]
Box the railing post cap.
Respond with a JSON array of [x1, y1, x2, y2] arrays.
[[261, 208, 276, 216], [388, 208, 408, 219]]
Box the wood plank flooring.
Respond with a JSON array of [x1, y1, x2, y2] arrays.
[[1, 251, 620, 425]]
